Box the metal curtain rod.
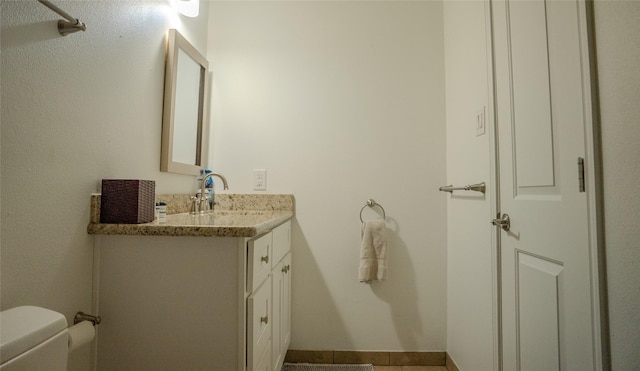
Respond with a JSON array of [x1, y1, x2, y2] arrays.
[[37, 0, 87, 36]]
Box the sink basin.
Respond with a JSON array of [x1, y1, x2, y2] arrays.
[[158, 209, 285, 229]]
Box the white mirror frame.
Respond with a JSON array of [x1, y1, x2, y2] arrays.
[[161, 29, 210, 175]]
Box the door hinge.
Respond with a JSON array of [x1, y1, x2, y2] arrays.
[[578, 157, 585, 192]]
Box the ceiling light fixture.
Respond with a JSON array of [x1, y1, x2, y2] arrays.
[[173, 0, 199, 18]]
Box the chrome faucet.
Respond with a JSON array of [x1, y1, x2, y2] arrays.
[[199, 172, 229, 213]]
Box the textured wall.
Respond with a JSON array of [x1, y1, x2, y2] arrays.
[[0, 1, 208, 369], [208, 1, 447, 351], [593, 1, 640, 368]]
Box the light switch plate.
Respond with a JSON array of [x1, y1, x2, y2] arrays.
[[476, 107, 486, 137], [253, 169, 266, 191]]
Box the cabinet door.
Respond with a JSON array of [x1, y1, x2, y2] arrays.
[[272, 252, 292, 371], [271, 259, 284, 371], [248, 277, 272, 371], [281, 252, 292, 353]]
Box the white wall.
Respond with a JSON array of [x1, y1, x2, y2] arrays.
[[208, 1, 448, 351], [593, 1, 640, 369], [442, 1, 494, 370], [0, 1, 208, 369]]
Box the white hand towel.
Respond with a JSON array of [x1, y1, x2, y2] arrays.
[[359, 219, 388, 283]]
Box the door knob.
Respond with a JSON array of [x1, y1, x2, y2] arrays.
[[491, 213, 510, 231]]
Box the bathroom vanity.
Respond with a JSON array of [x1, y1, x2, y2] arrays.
[[88, 194, 293, 371]]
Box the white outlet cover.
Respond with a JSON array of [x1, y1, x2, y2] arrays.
[[253, 169, 267, 191]]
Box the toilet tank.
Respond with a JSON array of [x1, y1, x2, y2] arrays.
[[0, 306, 68, 371]]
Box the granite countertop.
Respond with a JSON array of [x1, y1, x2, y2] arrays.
[[87, 194, 294, 238]]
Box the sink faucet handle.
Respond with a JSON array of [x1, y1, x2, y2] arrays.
[[190, 195, 200, 215]]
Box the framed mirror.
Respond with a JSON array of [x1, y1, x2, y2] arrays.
[[161, 29, 209, 175]]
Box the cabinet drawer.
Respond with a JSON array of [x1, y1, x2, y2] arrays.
[[247, 277, 272, 371], [253, 340, 272, 371], [248, 232, 272, 292], [272, 221, 291, 266]]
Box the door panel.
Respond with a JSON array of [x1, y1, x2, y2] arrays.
[[492, 0, 597, 370], [509, 0, 555, 188], [517, 251, 563, 371]]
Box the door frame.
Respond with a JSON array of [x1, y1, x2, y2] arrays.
[[483, 1, 502, 370], [483, 0, 610, 370]]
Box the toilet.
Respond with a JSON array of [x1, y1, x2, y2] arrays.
[[0, 306, 69, 371]]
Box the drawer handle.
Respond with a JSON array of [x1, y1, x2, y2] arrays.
[[261, 255, 269, 264], [260, 315, 268, 324]]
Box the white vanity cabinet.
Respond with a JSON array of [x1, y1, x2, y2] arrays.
[[94, 219, 292, 371], [246, 220, 292, 371]]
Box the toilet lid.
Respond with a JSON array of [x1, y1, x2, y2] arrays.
[[0, 306, 68, 364]]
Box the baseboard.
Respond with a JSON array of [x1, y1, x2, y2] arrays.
[[445, 352, 460, 371], [285, 350, 448, 366]]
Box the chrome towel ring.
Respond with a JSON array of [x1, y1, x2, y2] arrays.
[[359, 199, 386, 223]]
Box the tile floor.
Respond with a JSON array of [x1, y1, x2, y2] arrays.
[[283, 350, 453, 371]]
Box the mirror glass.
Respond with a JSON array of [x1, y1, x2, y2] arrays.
[[161, 29, 209, 175]]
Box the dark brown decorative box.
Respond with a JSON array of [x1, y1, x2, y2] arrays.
[[100, 179, 155, 224]]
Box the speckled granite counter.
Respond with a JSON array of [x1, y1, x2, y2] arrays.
[[87, 193, 294, 238]]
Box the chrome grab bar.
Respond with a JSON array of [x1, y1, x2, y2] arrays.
[[439, 182, 486, 194]]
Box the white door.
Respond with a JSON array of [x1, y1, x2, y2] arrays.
[[491, 0, 601, 370]]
